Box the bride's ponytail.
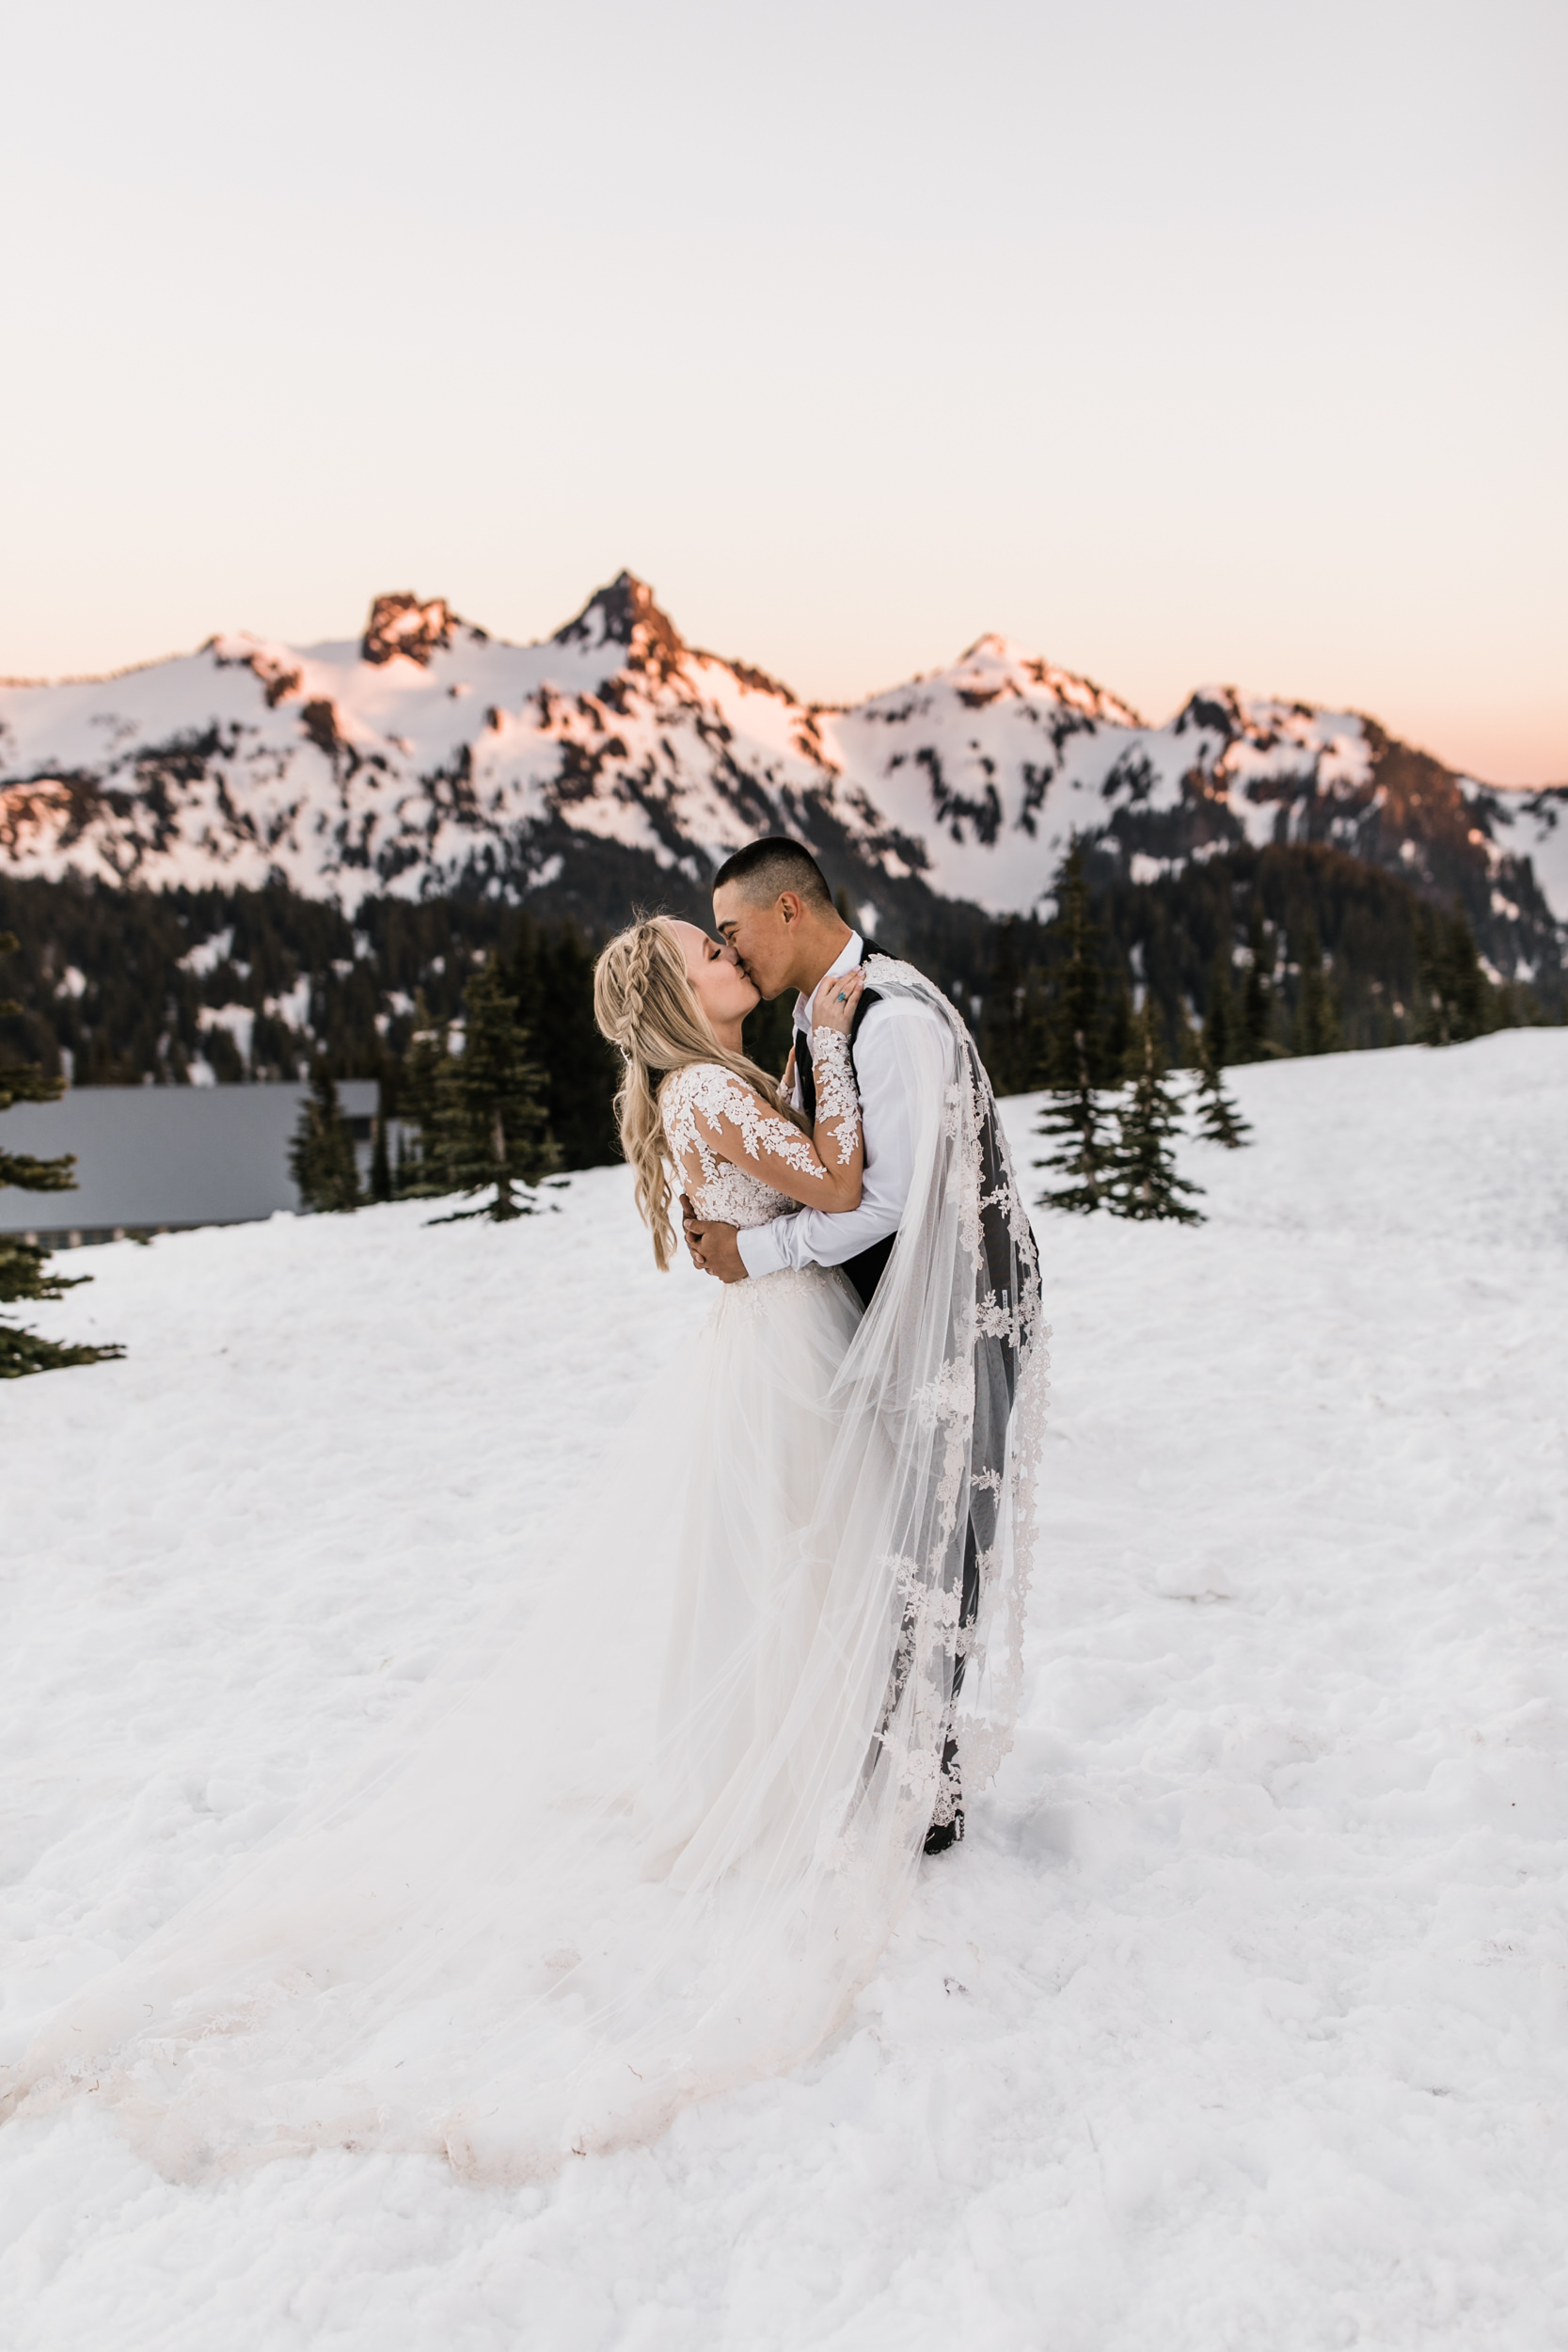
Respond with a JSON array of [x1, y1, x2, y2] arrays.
[[593, 916, 801, 1271]]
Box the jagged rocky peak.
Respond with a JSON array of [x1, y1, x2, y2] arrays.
[[552, 570, 686, 683], [1171, 686, 1247, 739], [943, 635, 1145, 726], [360, 593, 458, 668]]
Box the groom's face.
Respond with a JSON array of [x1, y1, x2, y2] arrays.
[[713, 883, 800, 1002]]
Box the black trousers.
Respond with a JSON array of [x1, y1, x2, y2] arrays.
[[924, 1514, 982, 1855]]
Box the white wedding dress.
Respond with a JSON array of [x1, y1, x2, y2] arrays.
[[2, 968, 1048, 2185], [643, 1057, 865, 1892]]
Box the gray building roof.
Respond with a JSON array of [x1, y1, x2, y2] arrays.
[[1, 1082, 381, 1241]]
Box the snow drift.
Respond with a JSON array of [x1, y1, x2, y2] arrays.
[[3, 1033, 1566, 2348]]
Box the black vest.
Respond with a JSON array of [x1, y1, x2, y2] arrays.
[[797, 939, 895, 1311]]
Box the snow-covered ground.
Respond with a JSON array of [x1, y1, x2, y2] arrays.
[[4, 1033, 1567, 2350]]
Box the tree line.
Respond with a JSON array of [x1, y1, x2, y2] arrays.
[[6, 845, 1552, 1370], [0, 932, 122, 1375], [290, 954, 562, 1221], [1026, 847, 1245, 1227], [979, 838, 1552, 1100], [2, 844, 1560, 1239]]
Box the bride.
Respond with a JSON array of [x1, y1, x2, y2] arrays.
[[1, 911, 1046, 2185], [592, 917, 874, 1889]]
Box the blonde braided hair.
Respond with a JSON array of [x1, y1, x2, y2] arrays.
[[593, 915, 803, 1270]]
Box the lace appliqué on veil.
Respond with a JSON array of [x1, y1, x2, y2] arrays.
[[826, 953, 1051, 1860]]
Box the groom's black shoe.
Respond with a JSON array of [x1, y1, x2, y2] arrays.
[[924, 1809, 964, 1856]]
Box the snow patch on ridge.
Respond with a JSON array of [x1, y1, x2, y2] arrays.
[[2, 582, 1563, 974]]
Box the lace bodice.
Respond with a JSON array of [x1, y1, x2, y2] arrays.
[[660, 1051, 857, 1230]]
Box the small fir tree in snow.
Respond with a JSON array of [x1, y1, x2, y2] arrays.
[[1191, 1054, 1250, 1152], [1106, 1005, 1205, 1224], [289, 1064, 361, 1213], [427, 957, 558, 1222], [1036, 1079, 1112, 1214], [1192, 952, 1251, 1148], [0, 1229, 126, 1378], [1, 931, 123, 1376], [1035, 842, 1112, 1213]]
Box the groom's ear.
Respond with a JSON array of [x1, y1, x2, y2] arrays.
[[776, 890, 804, 930]]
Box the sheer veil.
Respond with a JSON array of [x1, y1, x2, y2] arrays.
[[1, 961, 1048, 2184]]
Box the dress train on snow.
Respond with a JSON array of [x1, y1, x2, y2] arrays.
[[1, 963, 1047, 2183]]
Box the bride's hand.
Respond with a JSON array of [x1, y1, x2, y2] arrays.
[[812, 967, 865, 1035]]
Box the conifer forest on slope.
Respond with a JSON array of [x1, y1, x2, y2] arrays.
[[0, 837, 1560, 1183]]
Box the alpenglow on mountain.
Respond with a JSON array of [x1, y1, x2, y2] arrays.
[[2, 573, 1563, 978]]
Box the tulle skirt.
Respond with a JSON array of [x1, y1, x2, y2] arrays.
[[2, 1264, 884, 2182], [648, 1266, 864, 1885], [5, 963, 1049, 2186]]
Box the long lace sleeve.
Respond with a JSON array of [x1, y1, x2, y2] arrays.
[[807, 1028, 862, 1168], [662, 1063, 856, 1211]]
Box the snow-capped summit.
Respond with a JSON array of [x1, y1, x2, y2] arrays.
[[551, 569, 688, 686], [1, 577, 1562, 978]]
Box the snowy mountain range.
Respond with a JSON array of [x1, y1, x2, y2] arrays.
[[3, 573, 1564, 979]]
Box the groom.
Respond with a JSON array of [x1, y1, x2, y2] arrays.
[[685, 836, 942, 1311], [683, 835, 976, 1853]]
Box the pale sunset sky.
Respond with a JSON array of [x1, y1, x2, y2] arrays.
[[4, 0, 1563, 782]]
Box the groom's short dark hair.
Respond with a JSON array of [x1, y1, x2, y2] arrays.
[[712, 837, 833, 910]]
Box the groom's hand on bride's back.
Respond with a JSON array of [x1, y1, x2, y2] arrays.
[[680, 1193, 748, 1284]]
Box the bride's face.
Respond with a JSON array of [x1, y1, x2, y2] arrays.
[[673, 922, 760, 1030]]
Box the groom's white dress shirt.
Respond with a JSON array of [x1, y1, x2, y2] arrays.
[[736, 932, 950, 1282]]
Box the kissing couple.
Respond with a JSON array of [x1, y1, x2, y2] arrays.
[[2, 839, 1046, 2185]]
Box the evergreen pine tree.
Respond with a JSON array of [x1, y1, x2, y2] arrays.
[[1035, 842, 1112, 1212], [427, 956, 559, 1221], [289, 1064, 361, 1212], [396, 993, 451, 1197], [1291, 918, 1342, 1056], [1106, 1005, 1205, 1223], [1192, 1042, 1251, 1149], [1191, 1026, 1252, 1150], [1416, 902, 1490, 1045], [1, 931, 123, 1376], [1192, 948, 1251, 1146], [1041, 841, 1102, 1089]]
